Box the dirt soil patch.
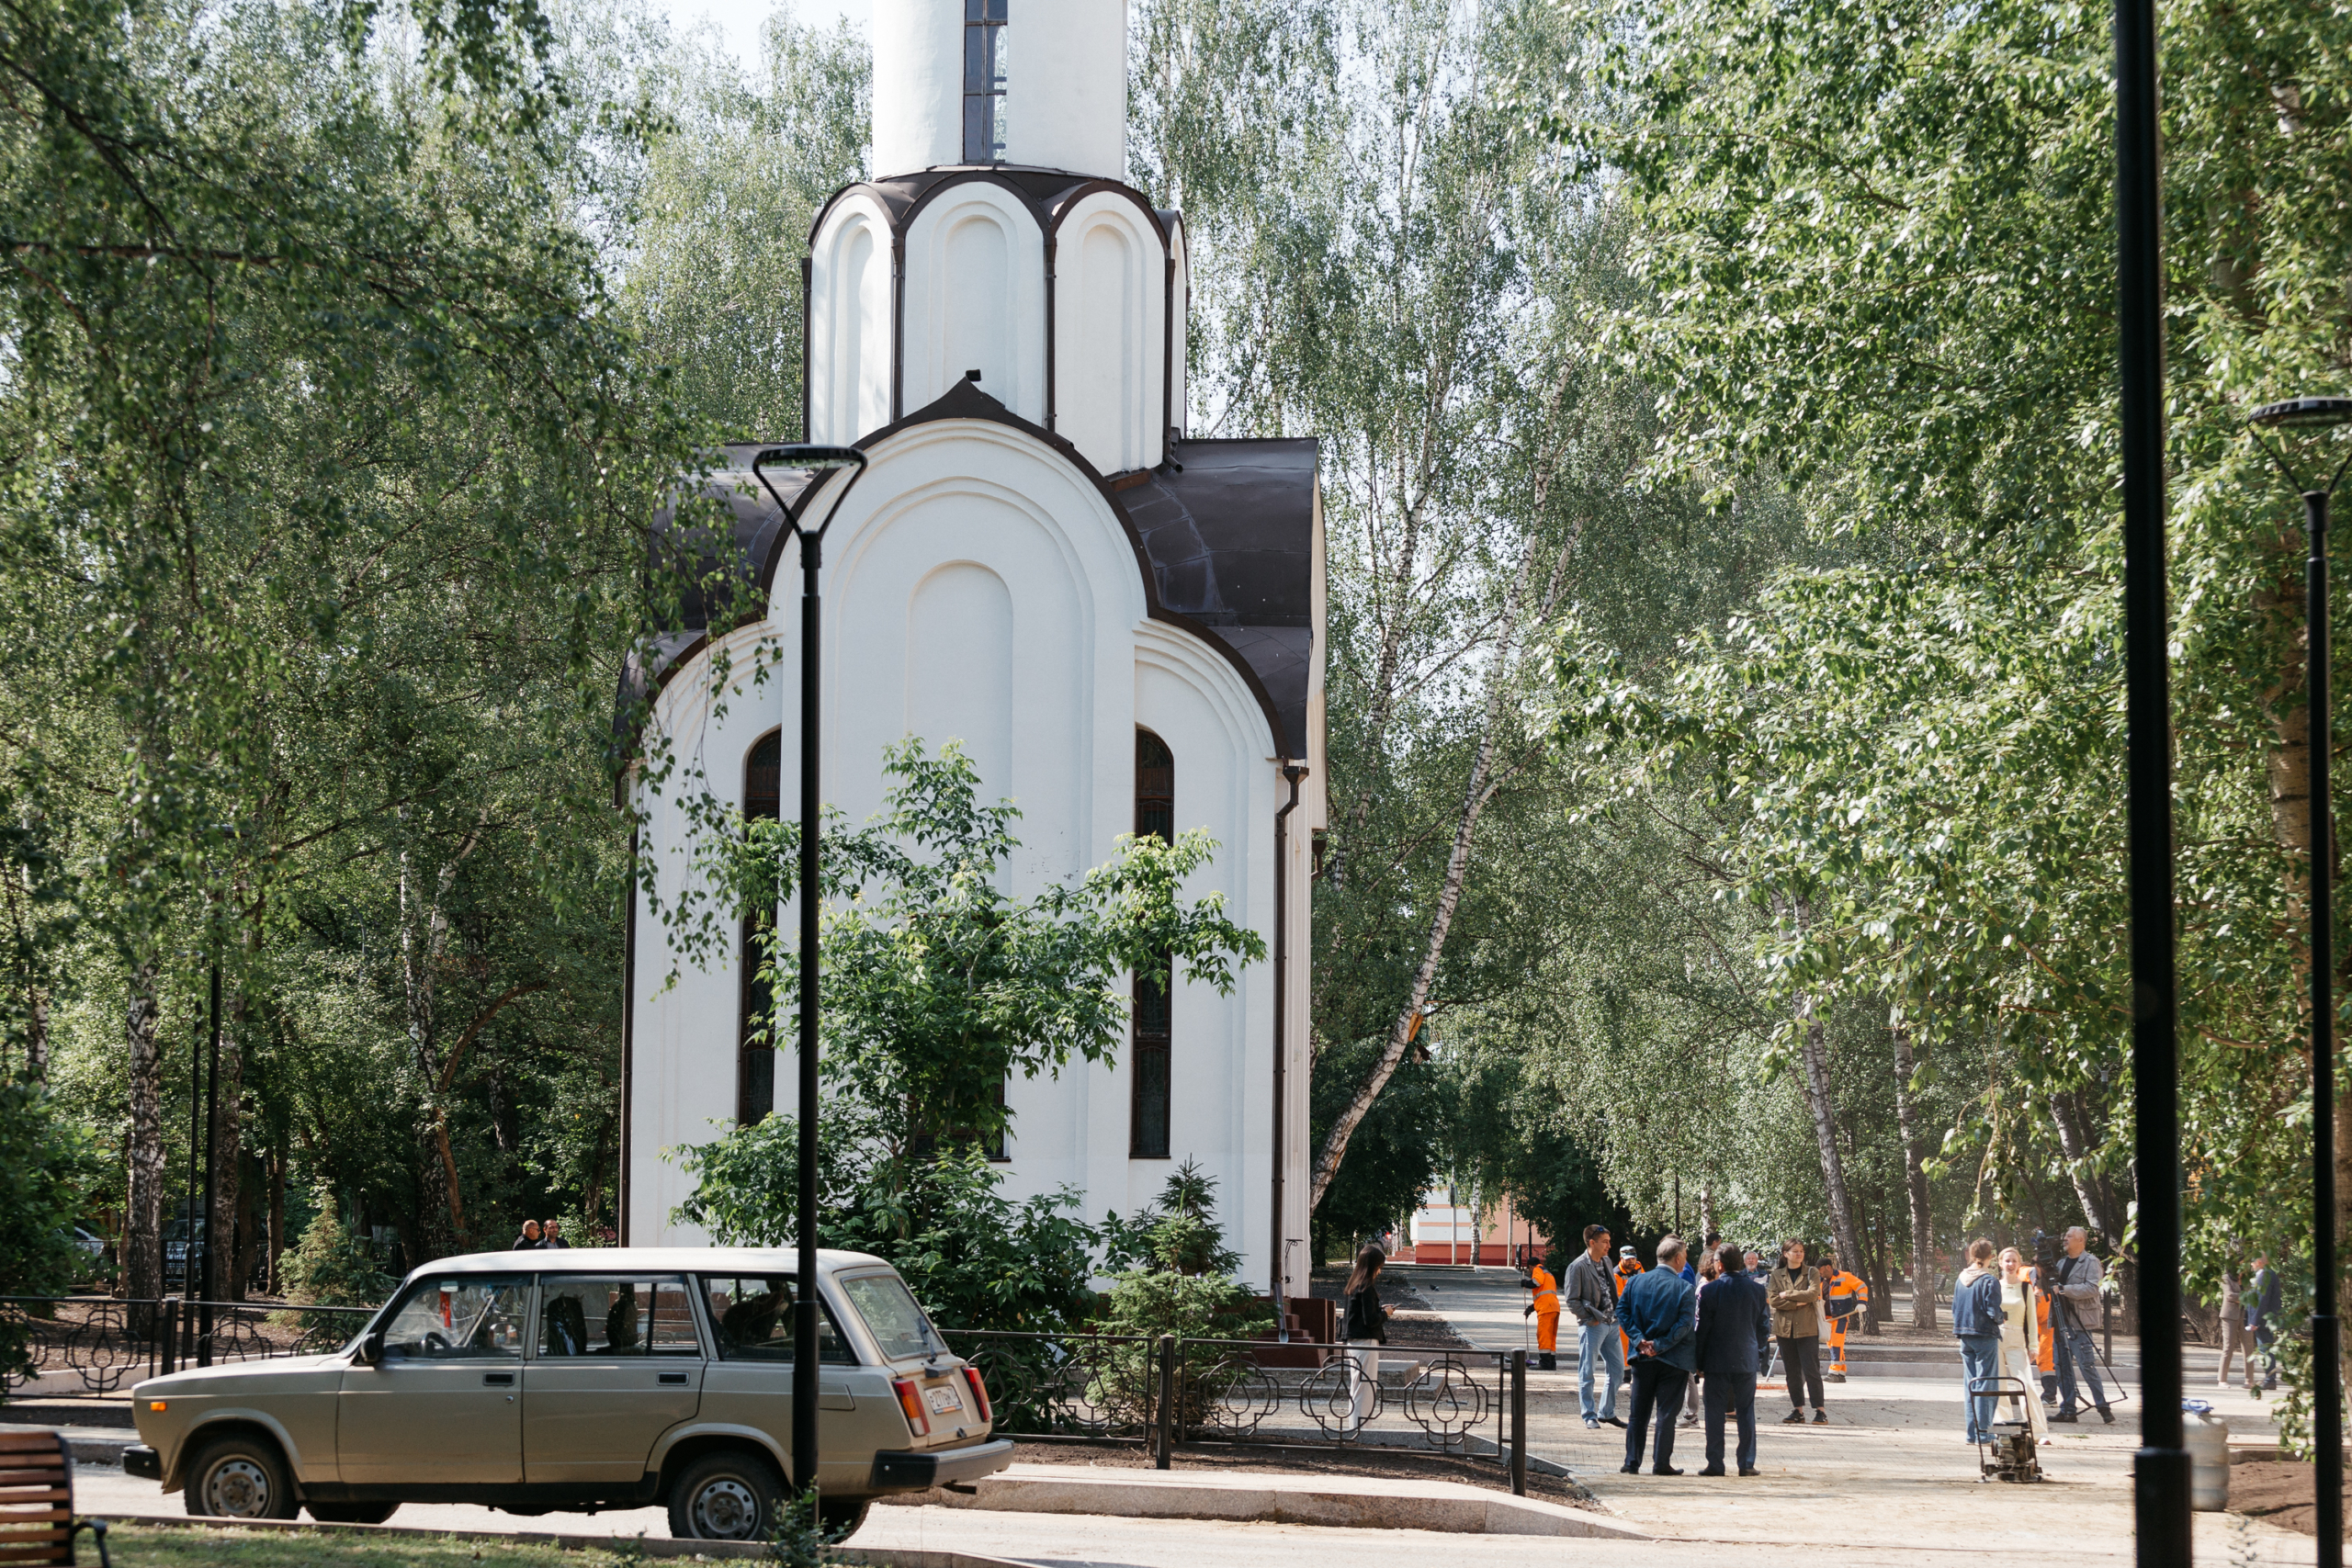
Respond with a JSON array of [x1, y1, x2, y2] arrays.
[[2229, 1459, 2352, 1537], [876, 1438, 1600, 1511]]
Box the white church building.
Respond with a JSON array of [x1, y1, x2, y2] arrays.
[[615, 0, 1327, 1308]]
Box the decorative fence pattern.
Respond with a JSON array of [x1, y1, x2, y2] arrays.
[[0, 1297, 377, 1398], [956, 1330, 1531, 1495]]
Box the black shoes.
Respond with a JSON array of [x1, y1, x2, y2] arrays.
[[1781, 1410, 1808, 1425], [1738, 1467, 1762, 1477], [2051, 1411, 2080, 1424], [1812, 1410, 1829, 1425], [1620, 1463, 1641, 1474], [1600, 1416, 1626, 1428], [1652, 1465, 1684, 1476], [2099, 1408, 2116, 1425], [1698, 1466, 1727, 1476]]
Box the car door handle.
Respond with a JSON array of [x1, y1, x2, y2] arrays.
[[659, 1372, 689, 1385], [483, 1372, 515, 1386]]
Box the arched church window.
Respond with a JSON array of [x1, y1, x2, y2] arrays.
[[739, 732, 781, 1125], [962, 0, 1007, 164], [1132, 729, 1173, 1159]]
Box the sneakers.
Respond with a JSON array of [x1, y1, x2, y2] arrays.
[[1781, 1409, 1808, 1425], [1584, 1416, 1600, 1430], [1812, 1410, 1829, 1425]]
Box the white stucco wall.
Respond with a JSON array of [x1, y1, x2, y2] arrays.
[[871, 0, 962, 175], [901, 186, 1049, 424], [625, 419, 1296, 1289], [1002, 0, 1126, 178], [1054, 194, 1164, 475]]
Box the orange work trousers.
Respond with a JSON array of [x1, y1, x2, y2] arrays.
[[1536, 1312, 1559, 1353]]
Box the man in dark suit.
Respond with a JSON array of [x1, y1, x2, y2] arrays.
[[1694, 1241, 1773, 1476]]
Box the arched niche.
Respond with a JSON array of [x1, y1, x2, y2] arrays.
[[809, 197, 895, 444], [902, 187, 1047, 423]]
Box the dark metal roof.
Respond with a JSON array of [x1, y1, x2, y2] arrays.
[[808, 165, 1179, 248], [617, 402, 1318, 776]]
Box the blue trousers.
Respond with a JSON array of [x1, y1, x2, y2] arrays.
[[2055, 1322, 2109, 1415], [1578, 1322, 1624, 1420], [1959, 1334, 2002, 1441], [1625, 1359, 1688, 1471], [1703, 1371, 1758, 1472]]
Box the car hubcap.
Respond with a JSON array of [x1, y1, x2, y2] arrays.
[[204, 1458, 271, 1517], [693, 1477, 760, 1539]]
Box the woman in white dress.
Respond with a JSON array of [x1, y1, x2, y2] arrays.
[[1996, 1247, 2048, 1440]]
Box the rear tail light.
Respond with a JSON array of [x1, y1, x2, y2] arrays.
[[963, 1366, 992, 1425], [891, 1378, 931, 1437]]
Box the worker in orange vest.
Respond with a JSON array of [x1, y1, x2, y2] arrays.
[[2024, 1263, 2057, 1404], [1614, 1247, 1645, 1361], [1816, 1253, 1870, 1381], [1523, 1258, 1562, 1371]]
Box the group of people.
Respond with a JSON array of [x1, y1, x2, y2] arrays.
[[1531, 1228, 1871, 1476], [2217, 1257, 2283, 1393], [511, 1218, 573, 1249], [1947, 1228, 2113, 1446]]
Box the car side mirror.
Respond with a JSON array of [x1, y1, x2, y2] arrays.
[[356, 1330, 384, 1366]]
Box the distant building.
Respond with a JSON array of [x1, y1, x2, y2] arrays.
[[1410, 1186, 1548, 1266]]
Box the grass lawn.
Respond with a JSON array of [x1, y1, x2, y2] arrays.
[[100, 1523, 656, 1565]]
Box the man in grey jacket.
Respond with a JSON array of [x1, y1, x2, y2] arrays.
[[2051, 1226, 2114, 1425], [1566, 1224, 1625, 1429]]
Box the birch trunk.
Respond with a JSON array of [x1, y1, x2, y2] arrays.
[[1795, 996, 1865, 1292], [1891, 1023, 1936, 1329]]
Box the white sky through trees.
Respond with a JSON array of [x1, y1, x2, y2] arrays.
[[673, 0, 867, 65]]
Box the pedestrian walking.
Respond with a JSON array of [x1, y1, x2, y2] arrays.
[[513, 1218, 543, 1250], [1566, 1224, 1626, 1429], [540, 1218, 572, 1249], [1617, 1235, 1698, 1475], [2245, 1255, 2282, 1394], [1694, 1241, 1772, 1476], [2049, 1226, 2114, 1425], [1951, 1239, 2004, 1444], [1341, 1244, 1394, 1434], [1768, 1239, 1828, 1424], [1996, 1247, 2047, 1442], [1815, 1251, 1870, 1380], [1523, 1255, 1563, 1371]]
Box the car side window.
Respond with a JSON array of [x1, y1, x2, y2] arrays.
[[379, 1276, 529, 1360], [536, 1276, 702, 1358], [700, 1275, 855, 1365]]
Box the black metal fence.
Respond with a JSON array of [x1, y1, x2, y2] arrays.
[[0, 1296, 377, 1398], [956, 1330, 1531, 1495]]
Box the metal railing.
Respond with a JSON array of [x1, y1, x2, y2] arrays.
[[955, 1329, 1531, 1495], [0, 1296, 377, 1398]]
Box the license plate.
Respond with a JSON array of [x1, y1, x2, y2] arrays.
[[925, 1384, 965, 1416]]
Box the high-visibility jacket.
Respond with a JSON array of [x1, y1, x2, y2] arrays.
[[1615, 1258, 1646, 1286], [1527, 1265, 1560, 1315], [2026, 1267, 2054, 1372], [1820, 1269, 1869, 1325]]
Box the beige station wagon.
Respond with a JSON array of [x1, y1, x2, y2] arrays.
[[122, 1247, 1013, 1540]]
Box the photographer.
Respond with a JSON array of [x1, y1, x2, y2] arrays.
[[2049, 1226, 2114, 1425]]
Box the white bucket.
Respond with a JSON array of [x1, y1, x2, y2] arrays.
[[2183, 1401, 2230, 1511]]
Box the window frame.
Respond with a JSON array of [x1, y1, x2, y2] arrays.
[[961, 0, 1007, 164], [528, 1272, 707, 1359]]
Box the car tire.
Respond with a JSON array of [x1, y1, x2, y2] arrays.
[[184, 1432, 300, 1521], [668, 1450, 785, 1541], [306, 1501, 400, 1525], [818, 1495, 872, 1536]]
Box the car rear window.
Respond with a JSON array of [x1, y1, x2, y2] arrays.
[[701, 1275, 855, 1364], [838, 1273, 944, 1362]]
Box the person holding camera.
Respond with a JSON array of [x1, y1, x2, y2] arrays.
[[2050, 1226, 2114, 1425]]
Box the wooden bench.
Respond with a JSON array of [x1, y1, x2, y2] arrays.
[[0, 1430, 111, 1566]]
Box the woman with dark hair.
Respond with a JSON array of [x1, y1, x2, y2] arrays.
[[1342, 1244, 1395, 1433]]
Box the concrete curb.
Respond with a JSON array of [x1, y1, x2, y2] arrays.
[[92, 1513, 1036, 1565], [945, 1465, 1645, 1538], [0, 1423, 136, 1464]]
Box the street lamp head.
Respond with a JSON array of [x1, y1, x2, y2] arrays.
[[2249, 398, 2352, 431]]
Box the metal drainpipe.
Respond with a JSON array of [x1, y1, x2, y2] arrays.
[[1271, 761, 1307, 1340]]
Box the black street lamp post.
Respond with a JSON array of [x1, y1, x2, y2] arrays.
[[751, 443, 870, 1508], [2248, 396, 2352, 1568], [2112, 0, 2188, 1561]]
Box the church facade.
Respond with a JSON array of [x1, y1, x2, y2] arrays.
[[616, 0, 1325, 1305]]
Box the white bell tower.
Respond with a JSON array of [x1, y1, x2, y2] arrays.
[[872, 0, 1128, 179]]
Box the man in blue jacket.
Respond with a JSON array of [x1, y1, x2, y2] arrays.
[[1693, 1242, 1773, 1476], [1616, 1235, 1698, 1474]]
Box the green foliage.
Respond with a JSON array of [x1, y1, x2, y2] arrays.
[[278, 1193, 398, 1312], [0, 1079, 94, 1382], [1100, 1161, 1244, 1279]]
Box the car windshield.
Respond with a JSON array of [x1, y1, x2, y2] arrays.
[[378, 1276, 529, 1359], [839, 1272, 944, 1362]]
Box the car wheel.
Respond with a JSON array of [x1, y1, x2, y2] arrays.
[[306, 1501, 400, 1524], [184, 1433, 299, 1521], [668, 1450, 784, 1541], [817, 1495, 872, 1537]]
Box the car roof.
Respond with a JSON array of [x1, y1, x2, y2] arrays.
[[400, 1247, 898, 1282]]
